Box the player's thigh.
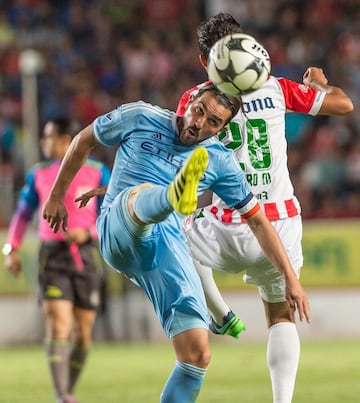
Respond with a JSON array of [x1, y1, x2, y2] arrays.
[[244, 215, 303, 303], [131, 227, 209, 339], [183, 213, 262, 272], [97, 187, 156, 276], [73, 241, 104, 310]]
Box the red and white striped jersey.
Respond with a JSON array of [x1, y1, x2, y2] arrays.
[[177, 76, 326, 222]]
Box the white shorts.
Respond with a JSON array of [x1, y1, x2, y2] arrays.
[[183, 210, 303, 303]]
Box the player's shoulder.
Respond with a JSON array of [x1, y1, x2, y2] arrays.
[[240, 75, 284, 102], [25, 160, 55, 182], [122, 100, 173, 121], [203, 137, 233, 160], [187, 80, 211, 95], [273, 75, 313, 96], [256, 75, 284, 90], [245, 74, 316, 103]]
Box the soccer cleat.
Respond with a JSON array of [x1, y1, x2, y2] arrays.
[[209, 311, 246, 339], [168, 147, 209, 216]]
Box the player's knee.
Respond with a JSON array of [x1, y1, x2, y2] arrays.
[[186, 346, 212, 369], [73, 328, 92, 347], [127, 183, 154, 225], [199, 347, 212, 368]]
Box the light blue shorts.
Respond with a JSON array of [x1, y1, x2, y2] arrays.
[[97, 187, 209, 338]]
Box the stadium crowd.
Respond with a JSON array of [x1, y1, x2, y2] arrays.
[[0, 0, 359, 224]]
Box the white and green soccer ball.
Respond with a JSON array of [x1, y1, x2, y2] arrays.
[[208, 33, 271, 96]]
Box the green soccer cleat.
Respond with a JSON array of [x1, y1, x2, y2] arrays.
[[168, 147, 209, 216], [209, 311, 246, 339]]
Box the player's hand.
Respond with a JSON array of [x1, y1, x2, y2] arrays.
[[4, 250, 22, 277], [74, 185, 107, 208], [285, 277, 311, 323], [42, 196, 68, 233], [303, 67, 328, 89]]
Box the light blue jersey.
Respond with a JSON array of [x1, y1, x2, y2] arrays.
[[92, 101, 254, 338], [94, 101, 252, 209]]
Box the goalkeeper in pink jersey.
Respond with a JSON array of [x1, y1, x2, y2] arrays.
[[176, 13, 353, 403], [3, 118, 110, 403]]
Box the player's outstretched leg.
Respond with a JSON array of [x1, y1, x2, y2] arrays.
[[168, 147, 209, 216], [209, 311, 246, 339]]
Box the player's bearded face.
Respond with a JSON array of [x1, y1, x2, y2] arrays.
[[178, 94, 231, 146]]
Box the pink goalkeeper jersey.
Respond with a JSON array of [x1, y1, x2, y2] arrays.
[[7, 158, 110, 248], [177, 76, 326, 223]]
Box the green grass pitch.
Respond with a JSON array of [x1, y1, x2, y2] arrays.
[[1, 340, 359, 402]]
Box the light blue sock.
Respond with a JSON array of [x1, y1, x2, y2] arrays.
[[160, 360, 207, 403], [133, 185, 173, 224]]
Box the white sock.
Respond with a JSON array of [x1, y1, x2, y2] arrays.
[[267, 322, 300, 403], [194, 259, 230, 323]]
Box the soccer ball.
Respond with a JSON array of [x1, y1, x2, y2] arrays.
[[207, 33, 271, 96]]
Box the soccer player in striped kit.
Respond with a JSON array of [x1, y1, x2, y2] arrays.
[[177, 13, 353, 403], [3, 118, 111, 403]]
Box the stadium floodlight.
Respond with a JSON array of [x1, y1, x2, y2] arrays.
[[19, 49, 45, 176]]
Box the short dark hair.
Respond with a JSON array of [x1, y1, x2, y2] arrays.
[[197, 13, 243, 60], [50, 117, 81, 139], [193, 83, 242, 123]]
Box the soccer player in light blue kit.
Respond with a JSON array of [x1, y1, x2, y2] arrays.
[[43, 84, 310, 403]]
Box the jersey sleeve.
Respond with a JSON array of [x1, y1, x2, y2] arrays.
[[93, 107, 125, 146], [277, 77, 326, 116], [6, 167, 39, 248], [93, 102, 145, 146]]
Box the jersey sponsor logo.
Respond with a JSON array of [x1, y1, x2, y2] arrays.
[[298, 84, 309, 93], [141, 141, 184, 167], [256, 191, 269, 200], [45, 285, 63, 298], [151, 133, 162, 140], [242, 97, 275, 114], [245, 172, 272, 187]]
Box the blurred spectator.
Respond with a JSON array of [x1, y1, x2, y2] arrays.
[[0, 114, 15, 163]]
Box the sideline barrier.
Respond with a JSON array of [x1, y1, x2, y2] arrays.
[[214, 219, 360, 289], [1, 219, 360, 294]]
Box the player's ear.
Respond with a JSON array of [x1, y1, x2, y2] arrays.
[[199, 54, 208, 70]]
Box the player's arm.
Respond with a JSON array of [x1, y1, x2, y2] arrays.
[[245, 208, 310, 323], [4, 206, 33, 277], [303, 67, 353, 115], [3, 170, 38, 277], [42, 124, 98, 233]]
